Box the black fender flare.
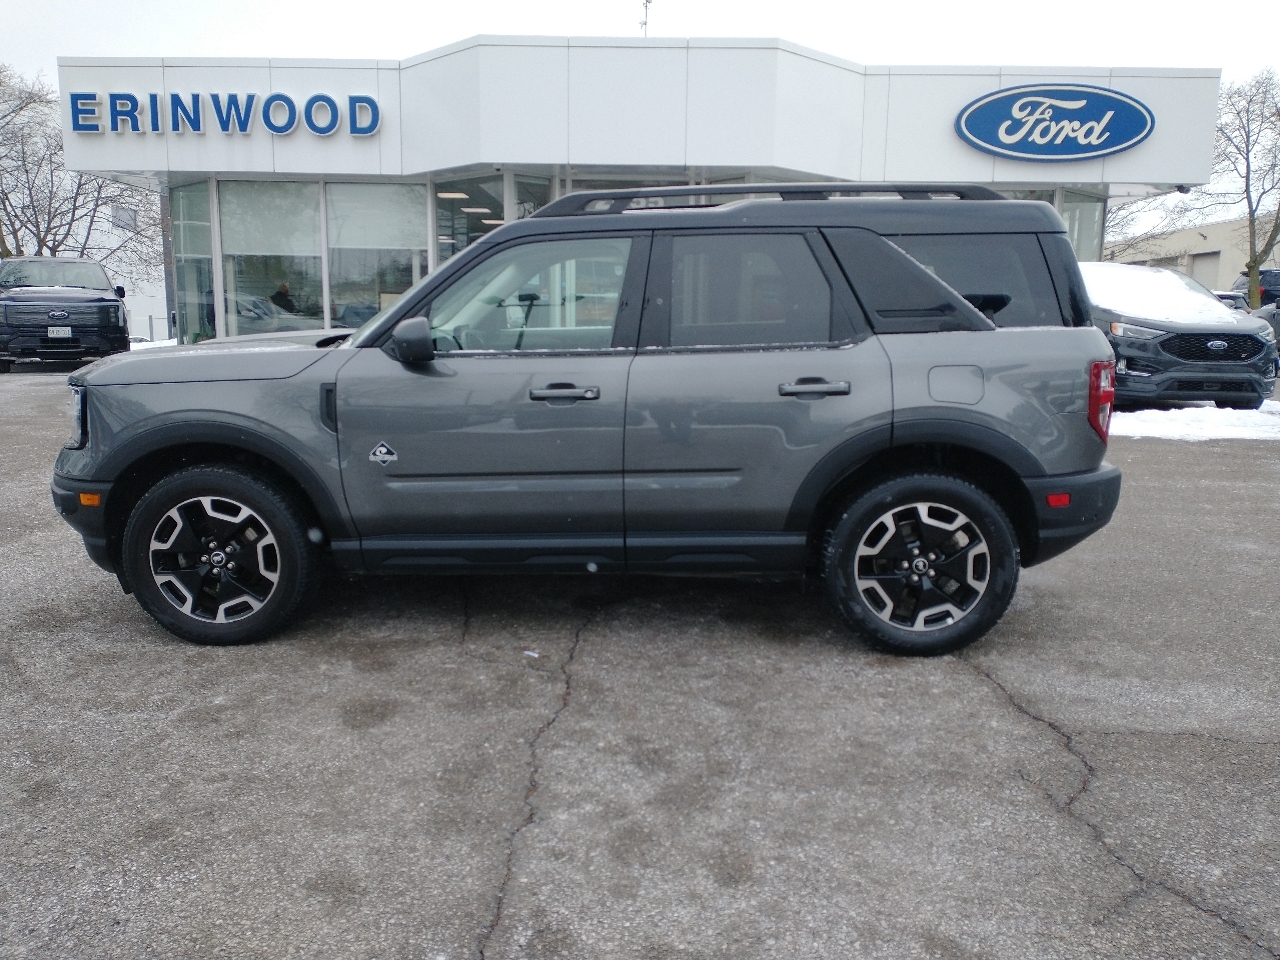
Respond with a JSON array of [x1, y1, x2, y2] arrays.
[[784, 419, 1046, 533], [92, 414, 355, 539]]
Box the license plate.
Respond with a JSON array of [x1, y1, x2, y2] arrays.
[[47, 326, 72, 338]]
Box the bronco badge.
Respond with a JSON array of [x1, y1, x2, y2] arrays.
[[369, 442, 398, 465]]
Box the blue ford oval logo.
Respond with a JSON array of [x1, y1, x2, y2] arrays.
[[48, 310, 70, 320], [1206, 340, 1228, 350], [955, 84, 1155, 162]]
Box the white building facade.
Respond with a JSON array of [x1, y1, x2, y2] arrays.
[[58, 36, 1221, 343]]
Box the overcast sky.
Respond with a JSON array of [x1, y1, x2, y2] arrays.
[[1, 0, 1274, 89]]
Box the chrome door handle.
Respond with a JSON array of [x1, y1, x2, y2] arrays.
[[529, 385, 600, 401], [778, 379, 851, 397]]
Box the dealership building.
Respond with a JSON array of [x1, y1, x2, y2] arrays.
[[58, 36, 1220, 343]]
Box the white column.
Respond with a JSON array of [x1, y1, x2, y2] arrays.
[[503, 168, 517, 222], [318, 180, 332, 330], [426, 177, 439, 273], [207, 177, 227, 339]]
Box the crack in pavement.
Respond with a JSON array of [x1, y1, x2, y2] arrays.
[[959, 655, 1279, 958], [474, 604, 598, 960], [456, 580, 560, 675]]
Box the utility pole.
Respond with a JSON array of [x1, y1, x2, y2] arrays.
[[640, 0, 651, 36]]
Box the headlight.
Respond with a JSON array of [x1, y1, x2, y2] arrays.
[[65, 386, 87, 449], [1257, 323, 1276, 343], [1109, 321, 1163, 339]]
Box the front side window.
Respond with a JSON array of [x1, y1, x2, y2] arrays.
[[891, 234, 1065, 327], [669, 234, 832, 347], [428, 237, 633, 352]]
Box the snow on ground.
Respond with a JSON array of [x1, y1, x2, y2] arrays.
[[1110, 399, 1280, 441], [128, 339, 178, 350]]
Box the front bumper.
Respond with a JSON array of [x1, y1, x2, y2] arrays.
[[1, 328, 129, 362], [1023, 462, 1123, 566], [1110, 337, 1277, 404], [51, 473, 116, 573]]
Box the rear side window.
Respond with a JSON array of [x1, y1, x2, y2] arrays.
[[890, 233, 1066, 327], [823, 228, 991, 334], [669, 234, 831, 346]]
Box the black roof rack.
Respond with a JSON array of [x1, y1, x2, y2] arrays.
[[531, 182, 1006, 218]]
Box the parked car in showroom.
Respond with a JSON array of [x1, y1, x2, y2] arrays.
[[0, 257, 130, 373], [52, 183, 1123, 657], [1080, 262, 1277, 409]]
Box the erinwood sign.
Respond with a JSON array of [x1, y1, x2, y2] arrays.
[[68, 91, 380, 137], [955, 84, 1154, 162]]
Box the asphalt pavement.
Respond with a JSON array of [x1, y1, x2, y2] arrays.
[[1, 369, 1277, 959]]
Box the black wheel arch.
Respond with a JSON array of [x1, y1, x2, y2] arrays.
[[96, 422, 351, 584], [788, 424, 1043, 569]]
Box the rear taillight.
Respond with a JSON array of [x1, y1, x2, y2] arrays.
[[1088, 360, 1115, 443]]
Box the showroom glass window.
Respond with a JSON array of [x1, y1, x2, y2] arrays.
[[218, 181, 323, 336], [435, 177, 505, 266], [1063, 191, 1105, 261], [326, 183, 430, 328], [669, 234, 832, 346], [170, 182, 214, 344], [427, 237, 633, 352]]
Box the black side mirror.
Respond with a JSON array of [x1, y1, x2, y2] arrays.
[[115, 285, 126, 299], [389, 316, 435, 363]]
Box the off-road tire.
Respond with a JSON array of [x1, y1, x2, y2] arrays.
[[122, 466, 321, 645], [825, 473, 1019, 656]]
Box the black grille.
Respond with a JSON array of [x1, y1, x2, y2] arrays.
[[1160, 333, 1264, 363], [1173, 380, 1252, 393], [4, 304, 110, 325]]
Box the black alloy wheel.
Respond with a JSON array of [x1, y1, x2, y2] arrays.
[[825, 473, 1019, 656], [122, 467, 321, 645]]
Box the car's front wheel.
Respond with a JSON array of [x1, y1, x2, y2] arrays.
[[122, 467, 321, 645], [825, 474, 1020, 656]]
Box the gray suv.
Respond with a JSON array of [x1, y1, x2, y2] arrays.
[[52, 184, 1122, 656]]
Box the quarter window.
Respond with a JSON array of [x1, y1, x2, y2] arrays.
[[890, 234, 1065, 327], [427, 237, 633, 352], [670, 234, 832, 347]]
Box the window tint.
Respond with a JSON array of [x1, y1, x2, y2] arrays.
[[823, 228, 990, 334], [670, 234, 831, 346], [427, 237, 632, 351], [891, 234, 1065, 327]]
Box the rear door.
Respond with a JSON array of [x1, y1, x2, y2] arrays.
[[623, 230, 893, 571], [336, 233, 649, 571]]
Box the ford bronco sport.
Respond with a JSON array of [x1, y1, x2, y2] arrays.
[[51, 183, 1122, 656]]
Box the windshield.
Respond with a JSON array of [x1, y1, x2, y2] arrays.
[[1079, 262, 1238, 323], [0, 259, 113, 290]]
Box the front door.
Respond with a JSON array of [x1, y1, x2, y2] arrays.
[[624, 230, 893, 571], [337, 233, 648, 571]]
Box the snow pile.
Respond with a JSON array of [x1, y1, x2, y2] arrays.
[[129, 338, 178, 350], [1110, 399, 1280, 441]]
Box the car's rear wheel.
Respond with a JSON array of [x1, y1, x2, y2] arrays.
[[122, 467, 320, 645], [825, 474, 1019, 656]]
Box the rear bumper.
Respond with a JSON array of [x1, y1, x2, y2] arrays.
[[1023, 463, 1122, 567], [51, 474, 116, 573]]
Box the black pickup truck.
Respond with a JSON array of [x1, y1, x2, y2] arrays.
[[0, 257, 129, 373]]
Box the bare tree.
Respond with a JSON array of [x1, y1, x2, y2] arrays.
[[1103, 193, 1194, 263], [0, 64, 161, 285], [0, 64, 53, 258], [1204, 70, 1280, 307]]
